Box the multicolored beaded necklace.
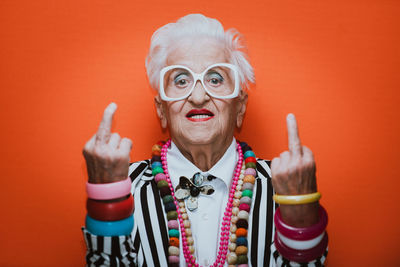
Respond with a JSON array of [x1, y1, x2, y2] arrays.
[[151, 140, 257, 267]]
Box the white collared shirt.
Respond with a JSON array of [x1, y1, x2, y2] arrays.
[[167, 138, 238, 267]]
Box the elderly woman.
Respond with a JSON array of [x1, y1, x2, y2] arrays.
[[82, 14, 328, 267]]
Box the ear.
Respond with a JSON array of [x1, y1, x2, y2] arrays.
[[154, 95, 168, 128], [236, 90, 248, 128]]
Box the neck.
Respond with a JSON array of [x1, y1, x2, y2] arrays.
[[172, 137, 234, 172]]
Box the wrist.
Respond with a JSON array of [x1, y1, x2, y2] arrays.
[[279, 201, 319, 227]]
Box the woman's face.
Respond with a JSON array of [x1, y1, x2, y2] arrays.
[[155, 37, 247, 147]]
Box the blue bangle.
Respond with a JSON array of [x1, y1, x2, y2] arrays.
[[85, 214, 134, 236]]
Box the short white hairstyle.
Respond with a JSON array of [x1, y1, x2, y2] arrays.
[[145, 14, 255, 91]]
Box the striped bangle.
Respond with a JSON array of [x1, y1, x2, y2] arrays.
[[277, 231, 325, 250], [86, 177, 131, 200], [274, 231, 328, 262], [85, 214, 134, 236], [86, 194, 134, 221], [273, 192, 321, 205], [274, 206, 328, 240]]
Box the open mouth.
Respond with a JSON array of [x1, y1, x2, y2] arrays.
[[186, 109, 214, 122]]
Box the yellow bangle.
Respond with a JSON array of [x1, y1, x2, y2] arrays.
[[273, 192, 321, 205]]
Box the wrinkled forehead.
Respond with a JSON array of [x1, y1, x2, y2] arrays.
[[166, 36, 230, 73]]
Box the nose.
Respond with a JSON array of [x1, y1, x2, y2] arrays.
[[188, 80, 210, 105]]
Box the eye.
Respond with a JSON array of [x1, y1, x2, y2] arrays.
[[174, 73, 191, 88], [206, 72, 224, 86]]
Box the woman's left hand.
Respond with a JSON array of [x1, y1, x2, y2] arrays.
[[271, 114, 319, 227]]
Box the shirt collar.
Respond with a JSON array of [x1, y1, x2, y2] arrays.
[[167, 138, 238, 189]]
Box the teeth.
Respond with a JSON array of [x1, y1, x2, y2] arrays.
[[191, 115, 211, 119]]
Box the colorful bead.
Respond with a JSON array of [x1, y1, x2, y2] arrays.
[[152, 144, 161, 153], [152, 166, 164, 176], [167, 211, 178, 220], [168, 220, 179, 229], [155, 173, 167, 183], [236, 237, 248, 246], [230, 233, 237, 242], [237, 255, 248, 264], [238, 210, 249, 220], [245, 162, 256, 169], [239, 203, 250, 212], [244, 157, 256, 164], [243, 150, 255, 159], [187, 236, 194, 245], [164, 202, 176, 212], [243, 175, 255, 184], [235, 245, 248, 255], [168, 255, 180, 263], [169, 237, 179, 247], [151, 155, 161, 163], [236, 219, 249, 229], [236, 228, 247, 237], [242, 182, 254, 190], [162, 195, 173, 204], [227, 252, 238, 264], [168, 229, 179, 237], [228, 242, 237, 251], [232, 207, 239, 215], [183, 220, 190, 228], [244, 168, 256, 176], [151, 161, 162, 169], [159, 187, 171, 198], [242, 190, 253, 198], [157, 180, 169, 189], [240, 196, 252, 205], [168, 246, 180, 256]]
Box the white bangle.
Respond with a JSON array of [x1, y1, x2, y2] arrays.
[[277, 231, 325, 250]]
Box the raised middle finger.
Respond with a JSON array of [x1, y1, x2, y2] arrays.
[[286, 113, 303, 156], [96, 103, 117, 144]]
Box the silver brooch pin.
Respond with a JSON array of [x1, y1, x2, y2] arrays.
[[174, 172, 215, 211]]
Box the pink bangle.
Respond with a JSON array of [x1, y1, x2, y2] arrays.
[[86, 177, 132, 200], [274, 205, 328, 240], [274, 231, 328, 262]]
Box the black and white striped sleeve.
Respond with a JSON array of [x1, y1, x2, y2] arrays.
[[253, 159, 328, 267], [81, 160, 150, 267]]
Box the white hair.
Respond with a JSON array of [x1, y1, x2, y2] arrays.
[[145, 14, 255, 91]]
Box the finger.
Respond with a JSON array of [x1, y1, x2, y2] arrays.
[[286, 113, 303, 156], [108, 133, 121, 149], [270, 157, 280, 176], [83, 134, 96, 155], [118, 137, 133, 156], [96, 103, 117, 144], [302, 146, 315, 165]]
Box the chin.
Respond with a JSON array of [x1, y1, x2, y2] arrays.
[[175, 131, 220, 146]]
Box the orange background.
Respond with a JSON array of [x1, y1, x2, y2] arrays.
[[1, 0, 399, 266]]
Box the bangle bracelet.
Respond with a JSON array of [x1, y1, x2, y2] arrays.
[[86, 177, 131, 200], [87, 194, 134, 221], [273, 192, 321, 205], [274, 206, 328, 240], [274, 231, 328, 262], [277, 231, 325, 250], [85, 214, 134, 236]]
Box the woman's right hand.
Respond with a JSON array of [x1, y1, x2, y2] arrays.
[[83, 103, 133, 184]]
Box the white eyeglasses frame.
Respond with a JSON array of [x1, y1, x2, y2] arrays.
[[159, 63, 239, 101]]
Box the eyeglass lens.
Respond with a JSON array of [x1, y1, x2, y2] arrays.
[[162, 65, 236, 99]]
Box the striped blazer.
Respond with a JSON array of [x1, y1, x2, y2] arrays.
[[82, 159, 328, 267]]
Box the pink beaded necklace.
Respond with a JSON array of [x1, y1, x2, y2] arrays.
[[160, 139, 244, 267]]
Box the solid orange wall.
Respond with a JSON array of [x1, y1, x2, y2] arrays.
[[1, 0, 399, 266]]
